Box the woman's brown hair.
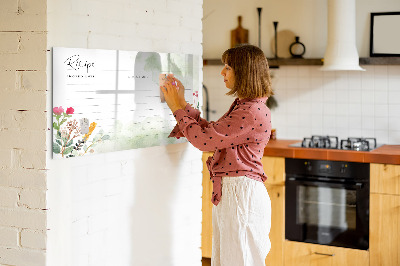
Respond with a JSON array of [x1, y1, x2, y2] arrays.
[[221, 44, 273, 99]]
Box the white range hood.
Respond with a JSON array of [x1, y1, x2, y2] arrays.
[[320, 0, 365, 71]]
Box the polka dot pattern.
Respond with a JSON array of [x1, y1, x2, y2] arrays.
[[169, 97, 272, 206]]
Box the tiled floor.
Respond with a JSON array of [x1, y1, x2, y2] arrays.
[[202, 257, 211, 266]]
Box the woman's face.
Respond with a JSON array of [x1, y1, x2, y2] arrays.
[[220, 64, 235, 89]]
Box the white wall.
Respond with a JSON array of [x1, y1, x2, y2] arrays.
[[46, 0, 203, 266], [0, 1, 48, 265], [271, 65, 400, 144], [203, 0, 400, 58], [203, 0, 400, 145], [204, 65, 400, 144]]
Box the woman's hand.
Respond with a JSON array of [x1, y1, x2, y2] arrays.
[[174, 78, 187, 108], [161, 76, 185, 113]]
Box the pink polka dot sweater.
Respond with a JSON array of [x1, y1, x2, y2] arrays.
[[169, 97, 272, 206]]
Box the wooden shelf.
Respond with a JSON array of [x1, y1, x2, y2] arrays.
[[268, 58, 323, 67], [203, 58, 323, 67], [203, 57, 400, 67], [359, 57, 400, 65]]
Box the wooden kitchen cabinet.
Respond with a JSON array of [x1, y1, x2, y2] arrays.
[[264, 184, 285, 266], [284, 241, 369, 266], [370, 163, 400, 266], [201, 154, 286, 266], [370, 193, 400, 266], [370, 163, 400, 195], [262, 156, 285, 266], [202, 152, 213, 258], [261, 156, 285, 186]]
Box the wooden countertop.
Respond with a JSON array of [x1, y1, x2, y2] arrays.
[[263, 139, 400, 165]]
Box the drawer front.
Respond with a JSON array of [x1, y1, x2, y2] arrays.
[[284, 241, 369, 266]]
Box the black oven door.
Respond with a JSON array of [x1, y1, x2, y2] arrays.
[[285, 177, 369, 250]]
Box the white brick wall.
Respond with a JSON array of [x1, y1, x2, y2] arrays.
[[0, 0, 48, 265], [2, 1, 204, 265], [0, 227, 19, 247], [21, 229, 47, 250], [46, 1, 203, 266]]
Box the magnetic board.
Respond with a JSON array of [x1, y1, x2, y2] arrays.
[[52, 47, 200, 158]]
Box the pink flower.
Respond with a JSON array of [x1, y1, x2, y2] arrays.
[[53, 106, 64, 115], [66, 107, 74, 115]]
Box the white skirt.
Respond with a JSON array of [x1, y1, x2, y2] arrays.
[[212, 176, 271, 266]]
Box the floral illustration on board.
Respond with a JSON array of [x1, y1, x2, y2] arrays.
[[193, 91, 199, 109], [52, 106, 110, 158]]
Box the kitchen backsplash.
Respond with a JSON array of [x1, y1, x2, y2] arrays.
[[203, 65, 400, 144]]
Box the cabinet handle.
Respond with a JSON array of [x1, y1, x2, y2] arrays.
[[314, 252, 335, 257]]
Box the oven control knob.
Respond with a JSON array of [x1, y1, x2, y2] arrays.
[[340, 164, 347, 174], [305, 162, 312, 171]]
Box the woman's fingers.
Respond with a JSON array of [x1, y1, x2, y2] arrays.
[[169, 77, 186, 104], [165, 80, 178, 96], [161, 76, 185, 113], [175, 78, 184, 90], [160, 85, 167, 96]]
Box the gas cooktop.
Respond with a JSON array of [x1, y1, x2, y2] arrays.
[[289, 135, 383, 151]]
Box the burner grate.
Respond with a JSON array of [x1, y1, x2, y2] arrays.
[[296, 136, 378, 151], [301, 135, 339, 149], [340, 137, 377, 151]]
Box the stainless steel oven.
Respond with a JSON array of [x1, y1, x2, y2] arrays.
[[285, 158, 370, 250]]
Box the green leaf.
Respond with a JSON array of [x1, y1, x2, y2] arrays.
[[56, 139, 62, 146], [60, 118, 67, 125], [57, 131, 62, 138], [102, 135, 110, 141], [62, 137, 69, 144], [66, 139, 74, 147], [92, 134, 101, 142], [63, 146, 74, 155], [53, 142, 61, 154], [53, 122, 59, 130]]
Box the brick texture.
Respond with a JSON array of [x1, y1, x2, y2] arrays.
[[0, 169, 47, 189], [0, 0, 47, 264], [0, 187, 19, 208], [0, 208, 47, 230], [19, 189, 47, 209], [0, 227, 19, 247], [21, 229, 46, 249], [0, 247, 46, 266], [45, 0, 203, 265]]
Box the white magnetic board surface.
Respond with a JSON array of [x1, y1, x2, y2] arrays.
[[52, 47, 200, 158]]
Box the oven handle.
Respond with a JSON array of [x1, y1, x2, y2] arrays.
[[286, 177, 364, 189], [313, 252, 335, 257]]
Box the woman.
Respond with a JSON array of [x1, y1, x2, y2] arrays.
[[161, 44, 273, 266]]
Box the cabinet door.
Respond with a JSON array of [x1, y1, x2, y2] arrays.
[[262, 156, 285, 186], [370, 193, 400, 266], [202, 152, 213, 258], [370, 163, 400, 195], [264, 184, 284, 266], [284, 241, 369, 266]]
